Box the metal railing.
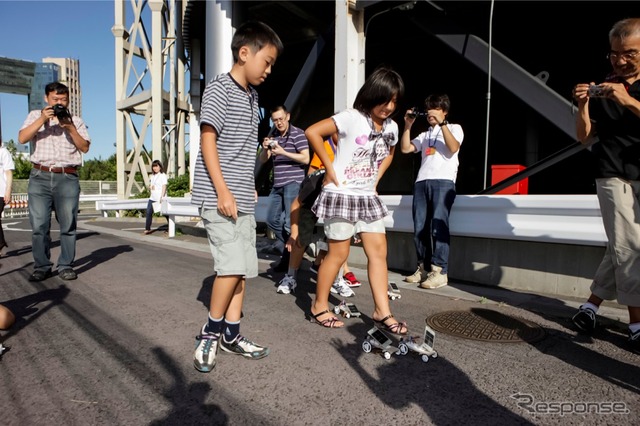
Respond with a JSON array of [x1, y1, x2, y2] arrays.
[[2, 181, 139, 218]]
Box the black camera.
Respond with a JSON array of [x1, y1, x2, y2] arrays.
[[52, 104, 71, 120], [588, 85, 606, 98], [407, 108, 426, 119]]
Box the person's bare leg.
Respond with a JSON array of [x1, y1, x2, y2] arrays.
[[361, 232, 406, 333], [288, 241, 305, 272], [587, 294, 604, 307], [224, 278, 246, 322], [311, 239, 349, 325], [209, 275, 243, 320]]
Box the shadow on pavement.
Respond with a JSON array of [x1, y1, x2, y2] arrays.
[[1, 284, 70, 341], [330, 324, 536, 425], [73, 244, 134, 275]]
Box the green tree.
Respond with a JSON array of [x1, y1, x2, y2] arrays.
[[166, 173, 190, 197], [79, 154, 117, 180]]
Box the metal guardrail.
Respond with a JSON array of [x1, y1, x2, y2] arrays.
[[2, 193, 120, 218], [3, 180, 125, 218], [449, 194, 605, 246], [95, 199, 148, 217], [159, 197, 271, 237], [96, 194, 606, 245], [366, 194, 605, 246]]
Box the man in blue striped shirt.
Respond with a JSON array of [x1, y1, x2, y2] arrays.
[[191, 21, 283, 373], [258, 105, 310, 272]]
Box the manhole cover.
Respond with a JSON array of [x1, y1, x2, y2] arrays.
[[426, 309, 546, 343]]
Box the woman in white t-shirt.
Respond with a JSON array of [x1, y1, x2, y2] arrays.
[[143, 160, 168, 235], [0, 145, 15, 253]]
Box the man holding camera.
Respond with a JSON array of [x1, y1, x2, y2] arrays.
[[571, 18, 640, 352], [258, 105, 309, 271], [400, 94, 464, 290], [18, 82, 91, 281]]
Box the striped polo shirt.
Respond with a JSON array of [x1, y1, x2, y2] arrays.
[[272, 124, 308, 188], [191, 73, 259, 214]]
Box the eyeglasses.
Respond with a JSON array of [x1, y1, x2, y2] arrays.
[[607, 50, 640, 61], [272, 117, 287, 123]]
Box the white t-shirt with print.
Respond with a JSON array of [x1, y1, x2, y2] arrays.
[[325, 109, 398, 195], [412, 123, 464, 183]]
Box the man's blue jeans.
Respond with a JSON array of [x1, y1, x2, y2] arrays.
[[266, 182, 300, 253], [28, 169, 80, 272], [412, 179, 456, 273]]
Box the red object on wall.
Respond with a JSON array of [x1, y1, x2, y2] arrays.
[[491, 165, 528, 194]]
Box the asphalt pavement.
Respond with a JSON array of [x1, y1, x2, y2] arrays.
[[0, 215, 638, 426]]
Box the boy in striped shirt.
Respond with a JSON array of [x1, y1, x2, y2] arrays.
[[191, 21, 283, 373]]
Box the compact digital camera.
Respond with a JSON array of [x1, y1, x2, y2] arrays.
[[268, 139, 278, 150], [52, 104, 71, 120], [407, 108, 426, 119], [588, 85, 606, 98]]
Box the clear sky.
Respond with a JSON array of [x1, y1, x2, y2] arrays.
[[1, 0, 129, 160]]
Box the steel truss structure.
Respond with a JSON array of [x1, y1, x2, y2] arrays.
[[112, 0, 188, 198]]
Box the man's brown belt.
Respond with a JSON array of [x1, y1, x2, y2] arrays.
[[32, 163, 78, 174]]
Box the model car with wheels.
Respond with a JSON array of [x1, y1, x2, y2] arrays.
[[398, 324, 438, 362], [387, 282, 401, 300], [362, 326, 400, 360], [333, 300, 362, 318]]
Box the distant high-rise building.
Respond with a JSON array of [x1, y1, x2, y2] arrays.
[[42, 57, 81, 117], [29, 62, 59, 113]]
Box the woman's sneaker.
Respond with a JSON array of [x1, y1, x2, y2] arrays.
[[330, 276, 355, 297], [343, 272, 362, 288], [193, 325, 220, 373], [220, 335, 270, 359], [276, 274, 297, 295]]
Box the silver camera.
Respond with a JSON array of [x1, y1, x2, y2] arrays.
[[268, 139, 278, 150], [588, 85, 606, 97]]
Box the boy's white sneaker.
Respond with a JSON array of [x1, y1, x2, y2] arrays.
[[330, 277, 355, 297], [276, 274, 297, 295]]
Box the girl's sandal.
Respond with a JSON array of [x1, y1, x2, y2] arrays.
[[373, 314, 408, 335], [309, 309, 344, 328]]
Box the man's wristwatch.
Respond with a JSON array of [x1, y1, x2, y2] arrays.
[[440, 120, 449, 126]]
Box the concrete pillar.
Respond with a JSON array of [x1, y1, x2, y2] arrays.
[[112, 0, 127, 198], [334, 0, 365, 112]]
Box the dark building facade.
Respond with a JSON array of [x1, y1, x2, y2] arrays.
[[184, 1, 637, 196]]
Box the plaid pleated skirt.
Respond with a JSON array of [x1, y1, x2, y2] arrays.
[[311, 190, 389, 222]]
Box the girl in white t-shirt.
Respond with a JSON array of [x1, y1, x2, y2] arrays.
[[306, 67, 408, 334], [144, 160, 168, 235]]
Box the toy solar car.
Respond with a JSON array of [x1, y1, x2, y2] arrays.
[[333, 300, 362, 319], [398, 324, 438, 363], [362, 326, 399, 360], [388, 282, 401, 300]]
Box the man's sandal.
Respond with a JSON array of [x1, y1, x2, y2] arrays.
[[309, 309, 344, 328], [373, 314, 408, 335]]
